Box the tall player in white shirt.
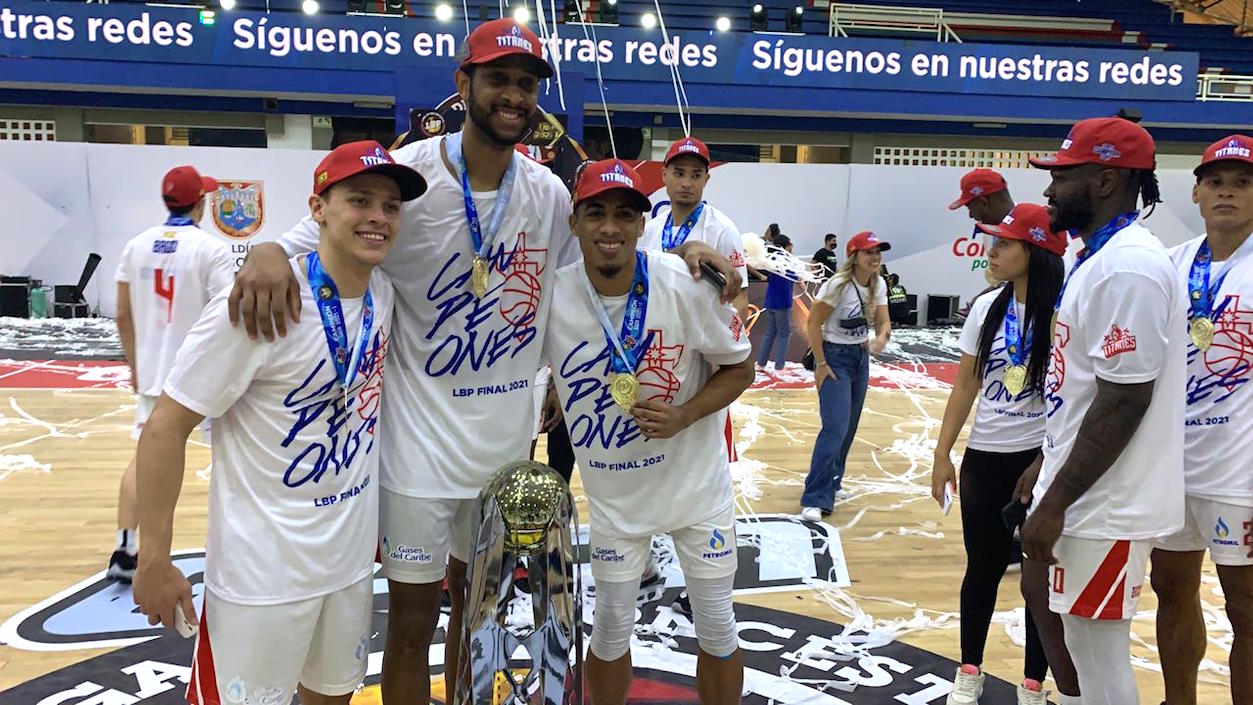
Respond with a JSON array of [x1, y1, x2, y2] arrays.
[[108, 165, 234, 583], [133, 141, 425, 705], [544, 158, 753, 705], [224, 19, 742, 704], [1152, 134, 1253, 705], [1021, 117, 1185, 705]]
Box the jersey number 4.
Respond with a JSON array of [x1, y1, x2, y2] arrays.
[[154, 268, 175, 323]]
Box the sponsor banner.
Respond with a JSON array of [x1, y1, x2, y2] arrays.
[[0, 0, 1198, 101]]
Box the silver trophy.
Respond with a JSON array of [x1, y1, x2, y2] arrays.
[[457, 461, 583, 705]]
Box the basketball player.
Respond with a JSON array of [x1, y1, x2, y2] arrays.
[[107, 165, 233, 582], [1021, 116, 1185, 705], [1151, 133, 1253, 705], [226, 19, 742, 704], [133, 140, 424, 705], [949, 168, 1015, 225], [543, 158, 753, 705]]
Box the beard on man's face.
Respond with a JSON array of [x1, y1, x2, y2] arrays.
[[466, 84, 535, 147]]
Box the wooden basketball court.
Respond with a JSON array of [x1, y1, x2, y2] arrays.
[[0, 367, 1232, 703]]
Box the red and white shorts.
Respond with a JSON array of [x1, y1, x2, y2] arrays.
[[1155, 496, 1253, 567], [1048, 536, 1152, 621], [186, 576, 372, 705]]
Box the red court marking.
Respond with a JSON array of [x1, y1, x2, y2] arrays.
[[0, 360, 127, 389]]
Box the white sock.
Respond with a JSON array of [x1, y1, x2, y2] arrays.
[[1060, 614, 1137, 705], [117, 529, 137, 555]]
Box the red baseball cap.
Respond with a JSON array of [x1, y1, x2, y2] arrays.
[[845, 230, 891, 257], [664, 136, 710, 166], [1194, 134, 1253, 177], [1029, 117, 1156, 171], [572, 159, 652, 213], [948, 168, 1007, 210], [976, 203, 1067, 257], [162, 166, 218, 208], [313, 140, 427, 201], [459, 18, 553, 79]]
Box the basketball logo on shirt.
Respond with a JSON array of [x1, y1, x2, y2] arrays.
[[636, 331, 684, 404], [497, 232, 547, 332], [1045, 322, 1071, 419], [1187, 294, 1253, 406]]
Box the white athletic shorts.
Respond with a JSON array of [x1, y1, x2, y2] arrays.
[[1048, 535, 1152, 621], [590, 504, 738, 583], [186, 576, 372, 705], [379, 489, 476, 584], [1155, 495, 1253, 566], [134, 393, 211, 441]]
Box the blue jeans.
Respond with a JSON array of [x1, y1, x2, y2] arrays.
[[755, 308, 791, 369], [802, 341, 870, 510]]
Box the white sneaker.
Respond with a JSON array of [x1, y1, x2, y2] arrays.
[[1016, 680, 1047, 705], [835, 489, 851, 499], [800, 507, 823, 522], [946, 665, 983, 705]]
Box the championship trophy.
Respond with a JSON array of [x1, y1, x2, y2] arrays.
[[457, 461, 583, 705]]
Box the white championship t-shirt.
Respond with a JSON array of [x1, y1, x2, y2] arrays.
[[278, 134, 578, 499], [1170, 234, 1253, 505], [815, 275, 888, 345], [957, 289, 1048, 453], [1036, 220, 1185, 540], [164, 257, 395, 605], [115, 223, 235, 397], [542, 251, 751, 538], [640, 202, 749, 284]]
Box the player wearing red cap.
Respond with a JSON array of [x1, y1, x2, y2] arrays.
[[106, 166, 233, 584], [133, 141, 425, 705], [1020, 117, 1185, 705], [1152, 134, 1253, 705], [543, 159, 753, 705], [226, 19, 741, 704], [949, 168, 1016, 225], [929, 205, 1077, 705]]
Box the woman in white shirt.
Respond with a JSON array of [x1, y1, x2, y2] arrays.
[[801, 231, 891, 520], [929, 204, 1079, 705]]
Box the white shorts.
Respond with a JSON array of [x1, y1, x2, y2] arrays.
[[134, 393, 211, 441], [1156, 495, 1253, 566], [379, 489, 476, 584], [590, 505, 738, 583], [1049, 535, 1152, 621], [186, 576, 372, 705]]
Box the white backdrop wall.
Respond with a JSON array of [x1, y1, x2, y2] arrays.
[[0, 142, 1210, 318]]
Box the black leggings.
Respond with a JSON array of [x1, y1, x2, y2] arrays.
[[959, 447, 1048, 681], [546, 419, 575, 484]]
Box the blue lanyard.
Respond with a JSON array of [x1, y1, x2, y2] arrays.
[[662, 202, 704, 251], [307, 252, 374, 393], [582, 250, 653, 374], [165, 215, 195, 226], [1188, 240, 1233, 322], [446, 131, 518, 259], [1054, 211, 1139, 314], [1002, 292, 1031, 367]]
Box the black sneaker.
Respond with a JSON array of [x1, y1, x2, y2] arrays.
[[670, 590, 692, 617], [106, 550, 136, 583], [636, 567, 666, 606]]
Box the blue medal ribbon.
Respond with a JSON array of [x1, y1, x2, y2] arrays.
[[582, 250, 654, 375], [446, 131, 518, 264], [1188, 240, 1232, 324], [307, 252, 374, 394], [661, 202, 705, 251], [1054, 211, 1139, 315], [1003, 292, 1031, 367], [164, 215, 195, 227]]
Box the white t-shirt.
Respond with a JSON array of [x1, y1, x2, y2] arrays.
[[542, 251, 751, 538], [957, 290, 1048, 453], [1036, 221, 1185, 540], [115, 223, 235, 397], [279, 134, 578, 499], [640, 203, 749, 284], [815, 275, 888, 344], [164, 257, 395, 605], [1170, 234, 1253, 504]]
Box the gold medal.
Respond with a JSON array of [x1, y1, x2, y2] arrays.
[[609, 373, 639, 412], [471, 256, 490, 298], [1004, 364, 1028, 397], [1190, 316, 1215, 352]]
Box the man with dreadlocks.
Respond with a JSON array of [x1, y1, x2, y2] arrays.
[[1019, 117, 1185, 704]]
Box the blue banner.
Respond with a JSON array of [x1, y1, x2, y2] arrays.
[[0, 0, 1199, 101]]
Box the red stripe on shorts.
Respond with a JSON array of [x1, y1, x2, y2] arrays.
[[186, 606, 220, 705], [1070, 539, 1130, 620], [724, 412, 737, 462]]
